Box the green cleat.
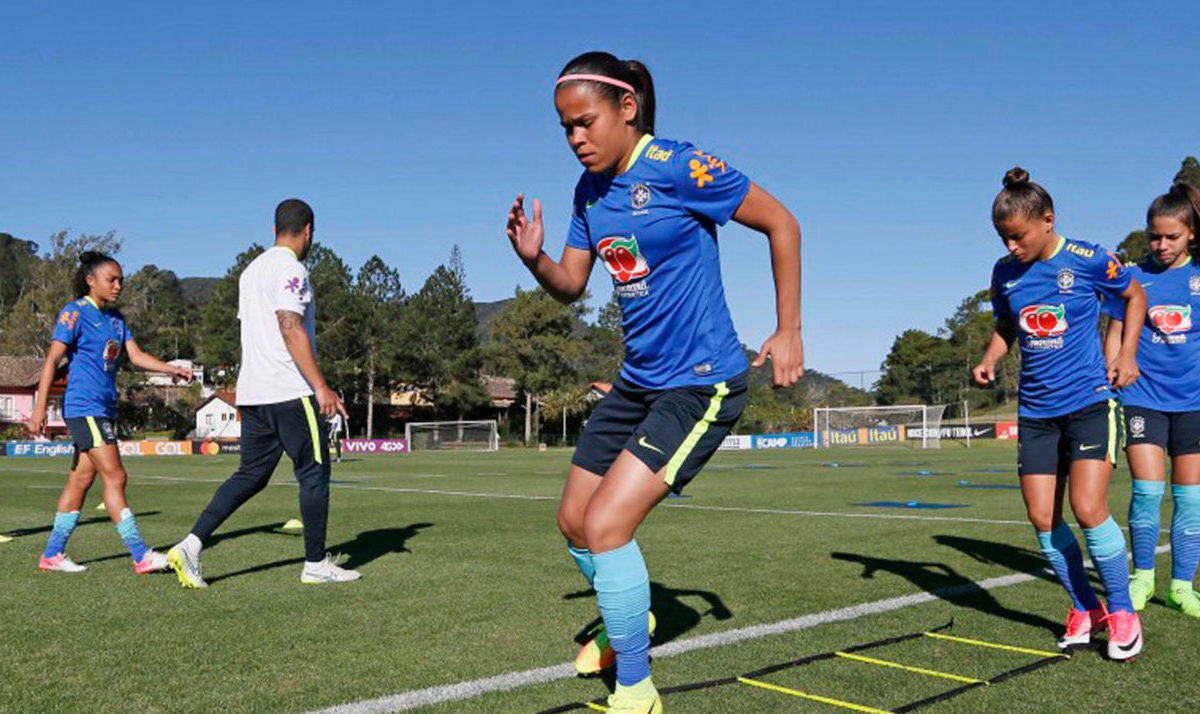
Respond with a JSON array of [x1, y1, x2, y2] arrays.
[[1166, 580, 1200, 618], [605, 677, 662, 714], [1129, 569, 1156, 611]]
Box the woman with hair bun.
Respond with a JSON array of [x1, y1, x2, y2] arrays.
[[973, 168, 1147, 660], [28, 251, 192, 575], [505, 51, 803, 711], [1105, 182, 1200, 617]]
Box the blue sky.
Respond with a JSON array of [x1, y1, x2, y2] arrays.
[[2, 2, 1197, 381]]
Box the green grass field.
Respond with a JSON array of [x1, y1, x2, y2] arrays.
[[2, 444, 1198, 713]]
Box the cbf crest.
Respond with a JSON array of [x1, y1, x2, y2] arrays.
[[1057, 268, 1075, 292], [1129, 415, 1146, 438], [1190, 275, 1200, 295], [630, 183, 651, 212]]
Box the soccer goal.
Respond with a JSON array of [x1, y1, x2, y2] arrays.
[[812, 405, 948, 449], [405, 420, 499, 451]]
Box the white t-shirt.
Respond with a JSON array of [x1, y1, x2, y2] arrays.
[[235, 246, 318, 405]]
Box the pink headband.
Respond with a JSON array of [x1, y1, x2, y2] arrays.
[[555, 73, 635, 95]]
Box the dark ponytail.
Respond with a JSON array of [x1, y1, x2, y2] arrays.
[[557, 51, 656, 135], [992, 166, 1055, 224], [1147, 182, 1200, 236], [73, 251, 119, 299]]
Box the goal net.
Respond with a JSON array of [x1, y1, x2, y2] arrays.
[[813, 405, 948, 449], [405, 420, 499, 451]]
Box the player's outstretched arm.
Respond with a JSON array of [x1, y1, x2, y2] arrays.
[[276, 310, 348, 419], [734, 182, 804, 387], [972, 322, 1014, 386], [125, 339, 193, 383], [505, 193, 594, 304], [28, 341, 68, 436], [1111, 280, 1146, 388]]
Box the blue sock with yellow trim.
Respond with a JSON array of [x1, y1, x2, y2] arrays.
[[43, 511, 80, 558], [593, 540, 651, 686], [115, 508, 149, 562], [568, 544, 595, 587], [1037, 523, 1101, 611], [1128, 479, 1165, 570], [1083, 516, 1134, 613], [1170, 484, 1200, 583]]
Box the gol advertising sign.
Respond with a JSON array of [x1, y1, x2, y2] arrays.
[[343, 438, 409, 454], [118, 441, 194, 456]]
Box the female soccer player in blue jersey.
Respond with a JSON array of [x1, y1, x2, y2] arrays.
[[973, 168, 1147, 660], [29, 251, 193, 574], [1104, 182, 1200, 618], [505, 52, 802, 712]]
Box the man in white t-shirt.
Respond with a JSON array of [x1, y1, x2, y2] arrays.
[[167, 198, 359, 587]]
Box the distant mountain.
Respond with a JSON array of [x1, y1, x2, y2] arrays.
[[473, 298, 515, 342], [180, 277, 220, 306]]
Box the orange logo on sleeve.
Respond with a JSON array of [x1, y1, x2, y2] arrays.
[[1106, 258, 1121, 280], [59, 310, 79, 330], [689, 150, 728, 188]]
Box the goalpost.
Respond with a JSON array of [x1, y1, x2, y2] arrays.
[[812, 404, 948, 449], [404, 420, 499, 451]]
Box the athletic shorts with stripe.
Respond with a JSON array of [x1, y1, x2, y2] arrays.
[[65, 416, 118, 452], [1018, 399, 1123, 476], [572, 371, 748, 493], [1123, 405, 1200, 457]]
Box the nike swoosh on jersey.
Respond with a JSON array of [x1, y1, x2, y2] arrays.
[[637, 435, 665, 455], [1004, 279, 1022, 288]]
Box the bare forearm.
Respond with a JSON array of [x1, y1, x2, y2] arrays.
[[33, 361, 56, 415], [523, 251, 584, 304], [981, 329, 1011, 365], [1104, 321, 1123, 367], [1120, 293, 1146, 359], [768, 218, 802, 330], [281, 326, 329, 392], [129, 350, 176, 373]]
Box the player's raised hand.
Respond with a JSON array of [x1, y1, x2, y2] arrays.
[[752, 328, 805, 387], [971, 361, 995, 386], [506, 194, 544, 264]]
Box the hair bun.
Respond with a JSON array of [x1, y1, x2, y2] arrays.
[[1003, 167, 1030, 189], [79, 251, 102, 264]]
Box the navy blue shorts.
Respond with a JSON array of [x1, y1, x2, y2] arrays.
[[1124, 405, 1200, 457], [1018, 400, 1122, 476], [572, 371, 748, 493], [64, 416, 118, 452]]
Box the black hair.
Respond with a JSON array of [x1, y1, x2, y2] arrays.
[[556, 51, 656, 135], [73, 251, 120, 299], [1146, 182, 1200, 237], [992, 167, 1055, 224], [275, 198, 314, 237]]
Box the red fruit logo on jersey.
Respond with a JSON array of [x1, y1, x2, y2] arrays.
[[597, 235, 650, 284], [1150, 305, 1192, 335], [1019, 304, 1067, 338], [103, 339, 121, 370]]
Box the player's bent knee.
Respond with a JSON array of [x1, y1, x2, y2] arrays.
[[1025, 509, 1055, 532], [582, 513, 634, 554], [1071, 503, 1109, 529]]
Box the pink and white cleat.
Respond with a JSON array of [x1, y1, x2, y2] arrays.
[[38, 553, 87, 573], [1106, 610, 1143, 661], [133, 549, 169, 574], [1058, 604, 1108, 649]]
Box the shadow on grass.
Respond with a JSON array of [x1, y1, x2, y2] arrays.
[[565, 580, 733, 656], [6, 510, 162, 539], [831, 545, 1061, 634], [206, 522, 433, 584], [75, 520, 288, 566]]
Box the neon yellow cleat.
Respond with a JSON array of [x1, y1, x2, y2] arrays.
[[576, 612, 657, 675], [1167, 580, 1200, 618], [0, 533, 13, 544], [1129, 568, 1155, 611], [605, 677, 662, 714]]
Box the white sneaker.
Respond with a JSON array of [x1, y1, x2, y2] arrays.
[[301, 554, 361, 584], [39, 553, 86, 572], [167, 542, 208, 588], [134, 549, 170, 574]]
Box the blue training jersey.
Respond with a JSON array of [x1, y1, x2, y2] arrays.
[[990, 237, 1131, 419], [1102, 256, 1200, 412], [566, 135, 751, 389], [51, 297, 132, 419]]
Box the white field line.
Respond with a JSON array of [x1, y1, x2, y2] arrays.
[[4, 465, 1034, 526], [302, 543, 1172, 714]]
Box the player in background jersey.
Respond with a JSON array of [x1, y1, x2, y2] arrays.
[[973, 168, 1147, 660], [28, 251, 193, 574], [506, 52, 802, 712], [1104, 182, 1200, 617]]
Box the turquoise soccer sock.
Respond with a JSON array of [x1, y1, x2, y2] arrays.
[[44, 511, 81, 558], [568, 544, 595, 587], [1083, 516, 1134, 613], [593, 540, 651, 687], [1171, 484, 1200, 584], [1129, 479, 1165, 571], [1037, 522, 1102, 611], [115, 508, 149, 562]]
